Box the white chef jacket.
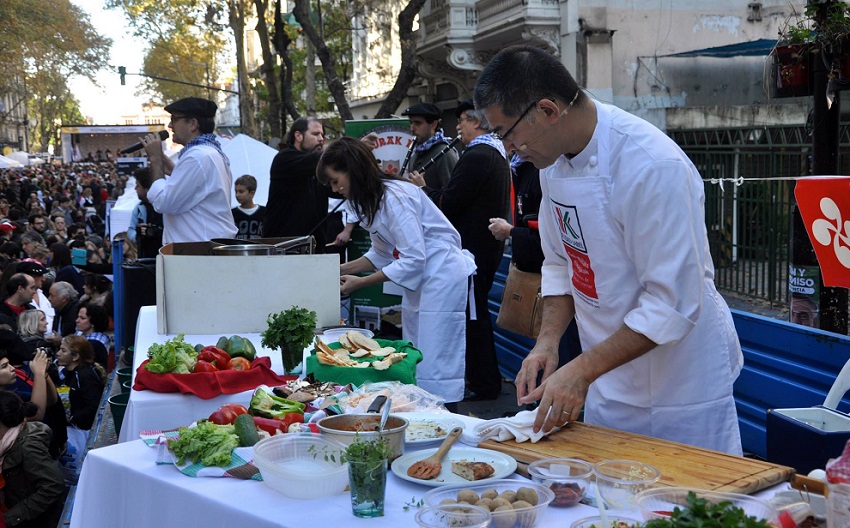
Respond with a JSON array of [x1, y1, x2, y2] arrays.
[[538, 102, 744, 455], [361, 180, 476, 403], [147, 145, 237, 244]]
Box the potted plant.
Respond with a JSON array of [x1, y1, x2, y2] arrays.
[[260, 305, 317, 374], [773, 2, 850, 97], [342, 436, 394, 518]]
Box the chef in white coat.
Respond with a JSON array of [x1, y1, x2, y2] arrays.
[[317, 137, 476, 405], [474, 46, 743, 455]]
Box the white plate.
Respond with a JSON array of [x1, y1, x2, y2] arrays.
[[391, 447, 517, 487], [319, 327, 374, 345], [395, 412, 465, 447]]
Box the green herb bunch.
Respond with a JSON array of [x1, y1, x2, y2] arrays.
[[260, 306, 317, 372], [642, 491, 773, 528]]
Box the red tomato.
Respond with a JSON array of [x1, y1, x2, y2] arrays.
[[209, 407, 240, 425], [193, 360, 219, 373], [228, 357, 252, 371]]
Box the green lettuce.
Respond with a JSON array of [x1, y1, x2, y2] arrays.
[[168, 421, 239, 467], [145, 334, 198, 374]]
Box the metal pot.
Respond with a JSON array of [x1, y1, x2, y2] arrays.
[[210, 244, 276, 256], [316, 396, 408, 461], [210, 235, 316, 256]]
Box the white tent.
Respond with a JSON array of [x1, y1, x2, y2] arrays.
[[221, 134, 277, 208], [5, 151, 29, 166], [0, 155, 22, 169]]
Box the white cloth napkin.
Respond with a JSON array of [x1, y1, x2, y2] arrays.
[[462, 410, 563, 444]]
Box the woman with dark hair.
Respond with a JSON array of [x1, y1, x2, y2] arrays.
[[317, 137, 475, 407], [74, 304, 110, 369], [0, 390, 66, 527], [48, 243, 84, 297]]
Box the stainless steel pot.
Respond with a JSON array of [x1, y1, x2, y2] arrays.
[[210, 235, 316, 256], [316, 396, 408, 461]]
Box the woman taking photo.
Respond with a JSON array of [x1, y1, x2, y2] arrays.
[[0, 390, 66, 527], [17, 310, 49, 359], [317, 137, 475, 407]]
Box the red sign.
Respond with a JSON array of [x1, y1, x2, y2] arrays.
[[794, 177, 850, 288]]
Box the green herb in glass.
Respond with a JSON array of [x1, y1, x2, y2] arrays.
[[260, 305, 317, 373], [343, 436, 393, 518]]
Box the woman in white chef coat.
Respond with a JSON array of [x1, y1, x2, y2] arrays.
[[317, 137, 476, 405]]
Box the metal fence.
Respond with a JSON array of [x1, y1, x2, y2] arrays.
[[670, 125, 815, 307]]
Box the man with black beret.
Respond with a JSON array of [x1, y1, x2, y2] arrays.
[[138, 97, 237, 243], [401, 102, 458, 195]]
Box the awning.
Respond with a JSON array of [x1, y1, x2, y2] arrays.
[[657, 39, 778, 58]]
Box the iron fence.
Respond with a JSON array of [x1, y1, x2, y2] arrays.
[[671, 125, 814, 307]]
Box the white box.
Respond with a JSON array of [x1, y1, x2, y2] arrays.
[[156, 242, 340, 334]]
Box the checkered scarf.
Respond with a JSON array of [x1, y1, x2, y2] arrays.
[[414, 130, 453, 153], [179, 133, 229, 165], [467, 133, 507, 159]]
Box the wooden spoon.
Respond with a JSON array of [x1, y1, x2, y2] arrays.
[[406, 427, 463, 480]]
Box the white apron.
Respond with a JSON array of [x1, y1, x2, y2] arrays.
[[362, 182, 476, 403], [539, 103, 743, 455]]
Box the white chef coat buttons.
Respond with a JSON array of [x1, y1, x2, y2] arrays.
[[589, 156, 598, 167]]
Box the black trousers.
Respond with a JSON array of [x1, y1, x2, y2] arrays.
[[465, 271, 502, 398]]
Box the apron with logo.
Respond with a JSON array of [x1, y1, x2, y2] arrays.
[[538, 103, 743, 455]]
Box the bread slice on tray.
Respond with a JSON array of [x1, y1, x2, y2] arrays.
[[451, 460, 495, 481]]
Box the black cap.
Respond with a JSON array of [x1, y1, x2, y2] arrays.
[[455, 99, 475, 119], [401, 102, 441, 119], [164, 97, 218, 118], [17, 261, 46, 276]]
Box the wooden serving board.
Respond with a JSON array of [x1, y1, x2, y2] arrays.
[[478, 422, 794, 495]]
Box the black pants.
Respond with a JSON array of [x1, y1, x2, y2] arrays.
[[465, 272, 502, 398]]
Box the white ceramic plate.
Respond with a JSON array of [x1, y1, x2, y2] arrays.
[[319, 327, 375, 345], [391, 447, 517, 487], [395, 412, 465, 447]]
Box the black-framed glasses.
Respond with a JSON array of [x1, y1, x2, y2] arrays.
[[169, 115, 192, 124], [492, 101, 537, 141]]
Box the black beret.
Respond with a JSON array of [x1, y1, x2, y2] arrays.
[[455, 99, 475, 119], [164, 97, 218, 118], [17, 261, 46, 276], [401, 102, 441, 119]]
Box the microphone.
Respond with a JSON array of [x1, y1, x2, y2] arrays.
[[120, 130, 170, 154]]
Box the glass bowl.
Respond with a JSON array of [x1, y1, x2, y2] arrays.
[[593, 459, 660, 510], [423, 479, 555, 528], [634, 487, 778, 523], [252, 433, 349, 499], [527, 457, 593, 507]]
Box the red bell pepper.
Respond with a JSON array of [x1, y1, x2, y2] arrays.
[[227, 357, 251, 371], [252, 416, 288, 435], [198, 346, 231, 370], [193, 360, 219, 373], [276, 412, 304, 430]]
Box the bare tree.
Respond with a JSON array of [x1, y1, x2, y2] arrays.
[[375, 0, 427, 118]]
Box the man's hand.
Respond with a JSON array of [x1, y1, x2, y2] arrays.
[[489, 217, 513, 241], [141, 132, 164, 159], [526, 360, 591, 433], [515, 341, 559, 405], [340, 274, 363, 296], [408, 170, 426, 187], [361, 133, 379, 150]]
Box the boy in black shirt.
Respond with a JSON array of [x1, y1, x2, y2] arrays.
[[232, 174, 265, 240]]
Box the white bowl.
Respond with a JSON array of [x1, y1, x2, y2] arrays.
[[319, 327, 375, 344], [253, 433, 348, 499], [593, 459, 660, 510]]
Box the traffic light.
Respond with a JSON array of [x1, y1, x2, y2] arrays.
[[118, 66, 126, 85]]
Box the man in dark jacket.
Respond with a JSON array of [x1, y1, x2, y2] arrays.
[[47, 281, 79, 344], [401, 102, 458, 194], [0, 273, 37, 331], [411, 99, 511, 400], [262, 116, 330, 248]]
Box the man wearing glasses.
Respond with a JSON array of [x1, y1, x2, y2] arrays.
[[474, 46, 743, 455], [139, 97, 236, 244]]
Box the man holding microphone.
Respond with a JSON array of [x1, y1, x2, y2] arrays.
[[139, 97, 236, 243]]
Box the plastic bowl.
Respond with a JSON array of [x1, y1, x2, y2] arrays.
[[252, 433, 349, 499], [570, 515, 642, 528], [527, 458, 593, 507], [422, 479, 555, 528], [593, 459, 660, 510], [414, 504, 492, 528], [634, 487, 778, 523]]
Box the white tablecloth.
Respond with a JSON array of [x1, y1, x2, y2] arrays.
[[118, 306, 291, 442]]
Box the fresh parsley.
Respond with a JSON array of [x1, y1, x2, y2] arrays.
[[642, 491, 774, 528], [403, 497, 424, 511]]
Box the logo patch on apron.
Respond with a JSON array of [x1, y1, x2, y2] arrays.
[[551, 200, 599, 301]]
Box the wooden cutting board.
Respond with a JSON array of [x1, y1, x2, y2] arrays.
[[478, 422, 794, 494]]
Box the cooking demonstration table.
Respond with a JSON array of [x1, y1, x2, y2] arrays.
[[118, 306, 290, 442], [72, 417, 789, 528]]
